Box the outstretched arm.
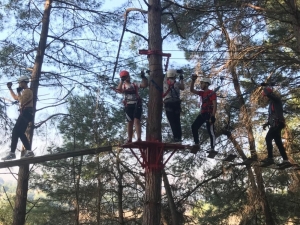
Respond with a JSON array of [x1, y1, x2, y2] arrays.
[[190, 75, 199, 95], [7, 83, 19, 101]]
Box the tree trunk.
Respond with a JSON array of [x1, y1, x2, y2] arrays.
[[116, 150, 125, 225], [162, 170, 179, 225], [74, 156, 83, 225], [13, 1, 52, 224], [143, 0, 163, 224]]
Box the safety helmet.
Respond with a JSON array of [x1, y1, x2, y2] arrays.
[[200, 77, 211, 85], [119, 70, 129, 78], [18, 75, 30, 83], [166, 69, 177, 78], [262, 87, 273, 96]]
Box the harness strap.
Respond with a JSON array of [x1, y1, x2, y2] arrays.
[[123, 83, 140, 106]]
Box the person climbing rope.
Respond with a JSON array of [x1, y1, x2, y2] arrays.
[[162, 69, 185, 144], [260, 87, 291, 167], [116, 70, 148, 143], [190, 75, 217, 154], [1, 76, 35, 160]]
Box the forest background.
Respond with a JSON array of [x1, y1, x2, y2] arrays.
[[0, 0, 300, 224]]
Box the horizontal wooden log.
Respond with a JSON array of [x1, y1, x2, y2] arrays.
[[0, 146, 112, 169]]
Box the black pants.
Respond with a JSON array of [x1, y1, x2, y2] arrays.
[[164, 101, 182, 140], [11, 109, 33, 153], [191, 112, 215, 149], [166, 110, 182, 140], [265, 124, 288, 160]]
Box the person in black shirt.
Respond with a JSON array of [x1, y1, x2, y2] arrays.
[[260, 87, 291, 167]]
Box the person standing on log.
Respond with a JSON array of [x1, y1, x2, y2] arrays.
[[2, 76, 34, 160]]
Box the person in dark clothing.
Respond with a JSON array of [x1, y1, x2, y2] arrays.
[[2, 76, 34, 160], [190, 75, 217, 154], [260, 87, 291, 166], [162, 69, 185, 143]]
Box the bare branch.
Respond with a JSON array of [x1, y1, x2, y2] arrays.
[[162, 30, 173, 41], [143, 0, 150, 8], [36, 101, 68, 112], [34, 113, 71, 129], [177, 166, 231, 204], [25, 198, 41, 216], [3, 186, 14, 210], [162, 12, 186, 39], [125, 28, 148, 42]]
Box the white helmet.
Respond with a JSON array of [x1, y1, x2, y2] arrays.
[[200, 77, 211, 85], [18, 75, 30, 83], [166, 69, 177, 78]]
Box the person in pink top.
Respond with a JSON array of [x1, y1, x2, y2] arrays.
[[116, 70, 148, 143]]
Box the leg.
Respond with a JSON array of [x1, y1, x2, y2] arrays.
[[173, 112, 182, 140], [191, 114, 206, 144], [273, 126, 288, 160], [134, 118, 141, 140], [11, 114, 30, 153], [134, 104, 143, 141], [127, 121, 134, 141], [206, 121, 216, 150], [125, 105, 135, 142], [166, 110, 177, 139], [265, 127, 275, 158]]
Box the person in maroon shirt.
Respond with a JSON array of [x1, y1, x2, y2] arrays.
[[190, 75, 217, 153]]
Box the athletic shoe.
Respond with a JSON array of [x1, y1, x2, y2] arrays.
[[278, 160, 292, 167], [172, 138, 182, 144], [191, 144, 200, 154], [260, 157, 274, 166], [1, 152, 16, 161], [21, 150, 35, 158]]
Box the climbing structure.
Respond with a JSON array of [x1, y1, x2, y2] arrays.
[[122, 140, 190, 172]]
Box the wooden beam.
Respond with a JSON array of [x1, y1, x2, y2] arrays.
[[0, 146, 112, 169]]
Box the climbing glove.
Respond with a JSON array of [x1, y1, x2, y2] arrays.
[[262, 123, 269, 130], [191, 74, 197, 81], [7, 82, 12, 89]]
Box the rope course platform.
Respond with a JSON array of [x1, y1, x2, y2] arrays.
[[0, 146, 112, 169], [122, 141, 192, 171]]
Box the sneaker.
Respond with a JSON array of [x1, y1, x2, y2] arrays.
[[1, 152, 16, 161], [137, 138, 142, 142], [260, 157, 274, 165], [172, 138, 182, 144], [278, 160, 292, 167], [125, 139, 132, 144], [207, 149, 218, 158], [191, 144, 200, 154], [21, 150, 35, 158]]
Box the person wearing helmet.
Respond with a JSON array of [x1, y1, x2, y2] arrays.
[[260, 87, 291, 167], [116, 70, 148, 143], [190, 75, 217, 154], [2, 76, 34, 160], [162, 69, 184, 143]]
